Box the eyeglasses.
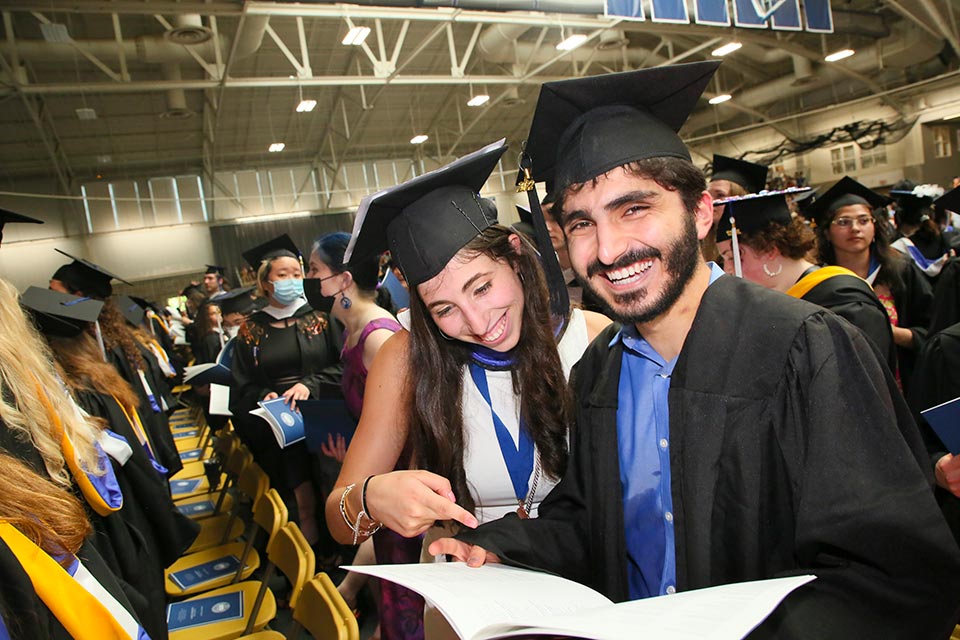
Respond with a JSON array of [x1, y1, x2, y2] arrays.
[[832, 215, 874, 228]]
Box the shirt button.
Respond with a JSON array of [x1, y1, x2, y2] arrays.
[[664, 511, 673, 523], [666, 585, 676, 594], [659, 438, 668, 449]]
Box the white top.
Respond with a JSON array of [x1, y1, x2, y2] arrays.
[[461, 308, 590, 524]]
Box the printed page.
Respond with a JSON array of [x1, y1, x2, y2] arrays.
[[479, 574, 816, 640], [345, 563, 612, 640], [209, 383, 232, 416]]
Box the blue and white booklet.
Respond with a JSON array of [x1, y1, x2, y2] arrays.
[[179, 448, 203, 462], [922, 396, 960, 454], [170, 477, 202, 496], [177, 499, 216, 518], [298, 398, 358, 454], [250, 397, 304, 448], [183, 338, 236, 387], [168, 555, 243, 590], [167, 591, 244, 631]]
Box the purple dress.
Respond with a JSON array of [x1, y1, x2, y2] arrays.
[[342, 318, 425, 640]]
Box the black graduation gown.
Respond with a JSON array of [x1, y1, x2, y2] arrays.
[[929, 257, 960, 336], [0, 417, 164, 639], [107, 344, 182, 476], [458, 275, 960, 639], [908, 322, 960, 545], [0, 539, 144, 640], [795, 270, 897, 374], [889, 259, 934, 396]]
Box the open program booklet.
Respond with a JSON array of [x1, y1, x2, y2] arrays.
[[346, 563, 814, 640]]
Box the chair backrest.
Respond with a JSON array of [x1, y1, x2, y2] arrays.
[[294, 573, 360, 640], [252, 488, 288, 543], [266, 522, 316, 609], [213, 432, 239, 463], [236, 461, 269, 504], [225, 444, 252, 477]]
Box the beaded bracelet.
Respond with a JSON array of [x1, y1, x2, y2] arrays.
[[361, 475, 376, 520]]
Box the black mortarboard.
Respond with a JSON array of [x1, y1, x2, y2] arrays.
[[344, 139, 507, 287], [513, 205, 535, 238], [242, 234, 301, 270], [20, 286, 103, 338], [804, 177, 892, 229], [714, 190, 796, 243], [0, 208, 43, 230], [115, 294, 146, 327], [935, 186, 960, 213], [523, 61, 720, 195], [205, 264, 225, 276], [791, 188, 818, 220], [891, 185, 943, 225], [711, 155, 768, 194], [215, 286, 257, 316], [51, 249, 131, 299]]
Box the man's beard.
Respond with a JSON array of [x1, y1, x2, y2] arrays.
[[579, 213, 701, 326]]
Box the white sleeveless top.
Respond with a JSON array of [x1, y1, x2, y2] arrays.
[[461, 307, 590, 524]]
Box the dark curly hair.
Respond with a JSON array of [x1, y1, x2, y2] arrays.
[[98, 299, 146, 373], [406, 225, 571, 515], [739, 217, 816, 260]]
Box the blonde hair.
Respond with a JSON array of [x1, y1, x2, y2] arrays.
[[0, 452, 92, 563], [0, 279, 104, 487]]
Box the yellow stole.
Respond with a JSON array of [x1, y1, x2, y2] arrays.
[[785, 265, 864, 300], [35, 384, 121, 517], [111, 395, 158, 461], [0, 522, 133, 639]]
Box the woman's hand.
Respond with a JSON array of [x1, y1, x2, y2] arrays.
[[321, 434, 347, 463], [281, 382, 310, 411], [365, 470, 479, 538], [428, 538, 500, 567], [263, 391, 280, 401]]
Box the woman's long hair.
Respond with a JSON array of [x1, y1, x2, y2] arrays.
[[0, 451, 91, 563], [816, 204, 907, 294], [48, 332, 141, 411], [0, 279, 103, 488], [406, 225, 572, 514], [98, 299, 146, 373]]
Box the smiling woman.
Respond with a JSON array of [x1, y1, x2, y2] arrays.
[[323, 141, 609, 637]]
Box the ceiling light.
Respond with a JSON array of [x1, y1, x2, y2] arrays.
[[709, 94, 732, 105], [824, 49, 855, 62], [76, 107, 97, 121], [268, 143, 285, 152], [711, 42, 742, 57], [556, 34, 588, 51], [410, 134, 429, 145], [342, 26, 371, 46], [296, 99, 317, 113], [40, 23, 71, 44], [467, 94, 490, 107]]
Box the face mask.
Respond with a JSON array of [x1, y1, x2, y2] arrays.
[[224, 325, 240, 339], [271, 278, 304, 305], [302, 278, 335, 313]]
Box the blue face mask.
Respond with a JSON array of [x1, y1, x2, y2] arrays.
[[271, 278, 304, 305]]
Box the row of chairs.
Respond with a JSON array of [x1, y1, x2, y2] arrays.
[[162, 406, 360, 640]]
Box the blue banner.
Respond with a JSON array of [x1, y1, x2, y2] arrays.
[[733, 0, 767, 28], [771, 0, 802, 30], [651, 0, 689, 23], [804, 0, 834, 32], [695, 0, 730, 25], [606, 0, 644, 20]]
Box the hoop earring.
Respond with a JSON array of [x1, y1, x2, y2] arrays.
[[762, 262, 782, 278], [340, 294, 352, 309], [437, 328, 454, 341]]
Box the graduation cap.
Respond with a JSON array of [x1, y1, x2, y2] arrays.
[[935, 186, 960, 213], [215, 286, 258, 316], [804, 177, 892, 229], [115, 294, 146, 327], [205, 264, 225, 276], [344, 139, 507, 287], [523, 61, 720, 196], [714, 188, 810, 277], [890, 184, 944, 225], [0, 208, 43, 243], [20, 286, 103, 338], [711, 155, 768, 194], [51, 249, 131, 299], [242, 234, 301, 270], [791, 188, 818, 220]]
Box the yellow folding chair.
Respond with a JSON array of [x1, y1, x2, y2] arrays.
[[170, 435, 241, 501], [165, 489, 289, 598], [167, 522, 316, 640], [182, 457, 266, 555], [237, 573, 359, 640]]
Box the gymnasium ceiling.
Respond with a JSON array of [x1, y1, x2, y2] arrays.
[[0, 0, 957, 196]]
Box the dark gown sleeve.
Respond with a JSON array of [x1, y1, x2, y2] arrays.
[[298, 313, 345, 397], [893, 261, 934, 395], [929, 258, 960, 335], [749, 313, 960, 639], [230, 319, 272, 414]]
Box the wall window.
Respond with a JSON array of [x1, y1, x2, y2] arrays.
[[830, 144, 857, 174], [860, 144, 887, 169], [934, 126, 952, 158]]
